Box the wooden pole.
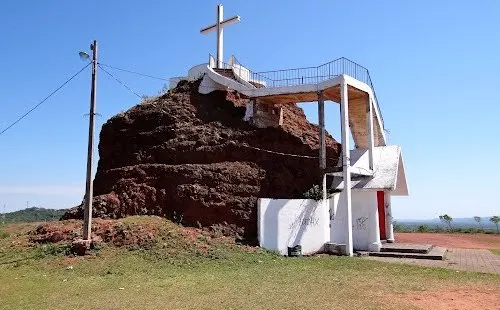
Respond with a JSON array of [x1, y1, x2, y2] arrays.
[[83, 40, 97, 241]]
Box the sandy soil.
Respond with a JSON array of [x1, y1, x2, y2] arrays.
[[395, 233, 500, 249]]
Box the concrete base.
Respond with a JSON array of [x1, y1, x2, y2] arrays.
[[251, 102, 283, 128], [381, 243, 433, 254], [368, 241, 382, 252], [71, 238, 92, 256], [364, 246, 447, 260], [359, 243, 447, 261], [324, 242, 348, 255]]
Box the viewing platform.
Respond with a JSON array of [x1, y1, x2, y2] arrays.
[[197, 55, 387, 148]]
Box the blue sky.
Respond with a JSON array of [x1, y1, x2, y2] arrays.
[[0, 1, 499, 219]]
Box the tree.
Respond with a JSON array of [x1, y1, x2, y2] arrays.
[[439, 214, 453, 231], [490, 216, 500, 234], [473, 216, 483, 231]]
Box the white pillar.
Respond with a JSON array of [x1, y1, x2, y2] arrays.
[[340, 76, 353, 256], [318, 91, 327, 201], [368, 193, 382, 252], [367, 95, 375, 170], [385, 193, 395, 243], [216, 4, 224, 69], [318, 92, 326, 169]]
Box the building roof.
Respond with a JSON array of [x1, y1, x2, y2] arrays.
[[328, 145, 409, 196]]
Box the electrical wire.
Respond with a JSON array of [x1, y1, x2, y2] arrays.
[[0, 63, 91, 137], [238, 141, 338, 160], [98, 64, 142, 98], [98, 63, 169, 81]]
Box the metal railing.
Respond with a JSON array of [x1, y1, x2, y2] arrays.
[[207, 55, 384, 127], [209, 54, 273, 88]]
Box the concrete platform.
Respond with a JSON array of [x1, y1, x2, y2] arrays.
[[358, 246, 447, 261], [381, 243, 434, 254], [364, 248, 500, 274]]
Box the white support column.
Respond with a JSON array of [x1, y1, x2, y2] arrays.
[[318, 91, 327, 201], [368, 194, 382, 252], [318, 91, 326, 171], [385, 192, 395, 243], [367, 94, 375, 170], [216, 4, 223, 69], [340, 76, 353, 256]]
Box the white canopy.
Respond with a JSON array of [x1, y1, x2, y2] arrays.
[[328, 145, 409, 196]]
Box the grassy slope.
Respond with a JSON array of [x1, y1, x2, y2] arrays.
[[0, 219, 499, 310]]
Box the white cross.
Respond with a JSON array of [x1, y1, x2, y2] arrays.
[[200, 4, 240, 69]]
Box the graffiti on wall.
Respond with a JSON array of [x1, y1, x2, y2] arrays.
[[289, 216, 320, 230], [355, 217, 368, 231]]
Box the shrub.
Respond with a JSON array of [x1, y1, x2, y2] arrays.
[[303, 185, 324, 201], [0, 230, 9, 239], [417, 225, 429, 233], [32, 243, 72, 259]]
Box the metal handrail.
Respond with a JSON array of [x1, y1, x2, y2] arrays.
[[251, 57, 385, 127], [207, 54, 385, 128]]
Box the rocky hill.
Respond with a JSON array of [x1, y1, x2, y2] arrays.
[[62, 80, 340, 240]]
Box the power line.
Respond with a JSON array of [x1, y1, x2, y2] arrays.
[[98, 64, 142, 98], [98, 63, 169, 81], [0, 63, 91, 137], [236, 141, 338, 161]]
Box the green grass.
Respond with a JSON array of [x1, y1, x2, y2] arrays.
[[491, 249, 500, 256], [0, 219, 499, 310]]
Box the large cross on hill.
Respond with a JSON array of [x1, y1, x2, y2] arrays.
[[200, 4, 241, 69]]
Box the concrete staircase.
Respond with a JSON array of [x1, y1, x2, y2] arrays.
[[213, 68, 238, 82], [357, 243, 447, 260]]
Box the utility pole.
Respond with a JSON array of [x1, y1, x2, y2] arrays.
[[83, 40, 98, 241]]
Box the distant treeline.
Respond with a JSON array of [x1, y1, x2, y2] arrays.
[[1, 207, 66, 224], [394, 220, 498, 234]]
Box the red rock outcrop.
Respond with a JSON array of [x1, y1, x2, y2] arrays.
[[62, 80, 340, 240]]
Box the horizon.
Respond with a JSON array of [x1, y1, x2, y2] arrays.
[[1, 1, 499, 219]]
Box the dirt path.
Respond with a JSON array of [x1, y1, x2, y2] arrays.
[[395, 233, 500, 249]]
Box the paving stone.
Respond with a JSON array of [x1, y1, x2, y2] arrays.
[[363, 248, 500, 275]]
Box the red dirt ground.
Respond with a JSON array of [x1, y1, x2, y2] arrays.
[[395, 233, 500, 249], [395, 286, 500, 310]]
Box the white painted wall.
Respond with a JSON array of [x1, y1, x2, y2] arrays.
[[169, 63, 210, 89], [351, 191, 381, 251], [169, 77, 185, 90], [188, 64, 209, 80], [258, 199, 329, 255], [330, 191, 381, 251], [329, 193, 346, 244]]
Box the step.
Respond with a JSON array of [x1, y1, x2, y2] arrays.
[[381, 243, 433, 254], [367, 246, 447, 260]]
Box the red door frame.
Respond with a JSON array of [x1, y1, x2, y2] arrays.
[[377, 191, 387, 240]]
